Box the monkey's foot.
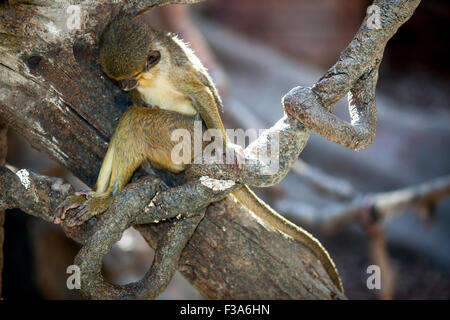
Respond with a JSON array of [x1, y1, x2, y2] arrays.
[[54, 194, 88, 224], [61, 195, 114, 227]]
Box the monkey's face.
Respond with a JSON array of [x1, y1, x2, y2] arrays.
[[116, 50, 161, 92], [99, 17, 164, 91]]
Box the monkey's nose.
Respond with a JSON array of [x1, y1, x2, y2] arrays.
[[119, 79, 138, 91]]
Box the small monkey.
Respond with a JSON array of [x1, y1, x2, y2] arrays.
[[55, 17, 343, 292], [99, 15, 237, 153]]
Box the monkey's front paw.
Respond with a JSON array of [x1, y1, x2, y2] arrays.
[[54, 194, 88, 224], [225, 143, 246, 174], [61, 195, 114, 227], [74, 190, 94, 199]]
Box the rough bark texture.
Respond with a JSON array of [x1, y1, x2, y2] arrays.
[[283, 0, 421, 150], [0, 0, 420, 299], [0, 166, 342, 299], [138, 197, 342, 299]]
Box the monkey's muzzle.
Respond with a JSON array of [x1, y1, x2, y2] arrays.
[[119, 78, 138, 91]]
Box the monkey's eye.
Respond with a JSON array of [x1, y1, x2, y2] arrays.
[[145, 50, 161, 70]]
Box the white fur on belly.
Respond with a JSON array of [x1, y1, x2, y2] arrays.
[[137, 76, 197, 116]]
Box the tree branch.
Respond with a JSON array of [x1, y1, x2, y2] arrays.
[[283, 0, 421, 150], [278, 175, 450, 233], [0, 165, 345, 299]]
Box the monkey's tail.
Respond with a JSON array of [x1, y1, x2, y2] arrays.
[[231, 185, 344, 292]]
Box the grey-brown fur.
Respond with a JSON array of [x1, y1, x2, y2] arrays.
[[99, 17, 155, 80]]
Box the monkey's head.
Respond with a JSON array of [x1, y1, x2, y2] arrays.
[[99, 17, 162, 91]]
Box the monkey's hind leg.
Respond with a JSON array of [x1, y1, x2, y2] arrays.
[[54, 142, 116, 226], [55, 108, 147, 226], [64, 146, 144, 227]]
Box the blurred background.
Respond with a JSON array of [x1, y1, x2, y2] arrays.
[[2, 0, 449, 299]]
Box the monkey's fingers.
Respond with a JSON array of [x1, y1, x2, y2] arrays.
[[54, 194, 88, 224], [63, 202, 94, 227], [233, 144, 246, 167], [75, 190, 93, 199], [234, 146, 245, 170], [226, 160, 240, 176], [64, 196, 113, 227], [54, 202, 81, 224], [226, 143, 246, 174]]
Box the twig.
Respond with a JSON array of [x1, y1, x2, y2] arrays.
[[367, 226, 395, 300], [276, 175, 450, 233], [291, 160, 354, 199], [226, 98, 354, 198]]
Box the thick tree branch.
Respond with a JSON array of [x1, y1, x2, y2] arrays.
[[283, 0, 421, 150], [0, 166, 345, 299]]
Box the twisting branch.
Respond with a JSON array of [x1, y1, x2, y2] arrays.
[[72, 176, 205, 300], [0, 165, 345, 299], [0, 0, 421, 299], [0, 165, 205, 299], [283, 0, 421, 150]]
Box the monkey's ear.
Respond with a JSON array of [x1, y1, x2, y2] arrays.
[[145, 50, 161, 70]]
